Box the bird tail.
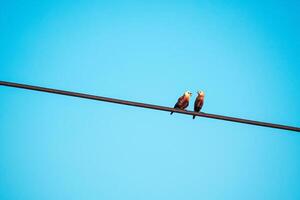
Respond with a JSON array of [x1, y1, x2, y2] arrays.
[[170, 112, 173, 115], [193, 115, 196, 119]]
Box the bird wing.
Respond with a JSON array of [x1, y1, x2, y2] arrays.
[[194, 98, 203, 112], [174, 96, 184, 108], [175, 95, 189, 109]]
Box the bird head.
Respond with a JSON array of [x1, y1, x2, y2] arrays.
[[197, 91, 205, 97], [184, 91, 192, 97]]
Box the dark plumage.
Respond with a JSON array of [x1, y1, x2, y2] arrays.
[[170, 91, 192, 115], [193, 91, 205, 119]]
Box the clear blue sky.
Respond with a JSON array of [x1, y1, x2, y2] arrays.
[[1, 0, 300, 199]]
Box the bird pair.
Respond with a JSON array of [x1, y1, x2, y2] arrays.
[[170, 91, 205, 119]]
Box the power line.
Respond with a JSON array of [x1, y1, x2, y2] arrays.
[[0, 80, 299, 133]]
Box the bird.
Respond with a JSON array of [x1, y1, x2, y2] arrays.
[[193, 91, 205, 119], [170, 91, 192, 115]]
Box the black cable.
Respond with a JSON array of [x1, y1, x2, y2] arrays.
[[1, 80, 299, 132]]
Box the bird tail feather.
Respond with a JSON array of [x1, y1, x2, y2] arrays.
[[193, 115, 196, 119]]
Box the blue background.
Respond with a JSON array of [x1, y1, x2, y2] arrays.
[[1, 0, 300, 199]]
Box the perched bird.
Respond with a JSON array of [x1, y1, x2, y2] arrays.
[[193, 91, 205, 119], [170, 91, 192, 115]]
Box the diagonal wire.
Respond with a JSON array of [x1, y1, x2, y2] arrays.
[[0, 80, 299, 133]]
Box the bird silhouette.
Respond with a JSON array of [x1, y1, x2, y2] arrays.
[[170, 91, 192, 115], [193, 91, 205, 119]]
